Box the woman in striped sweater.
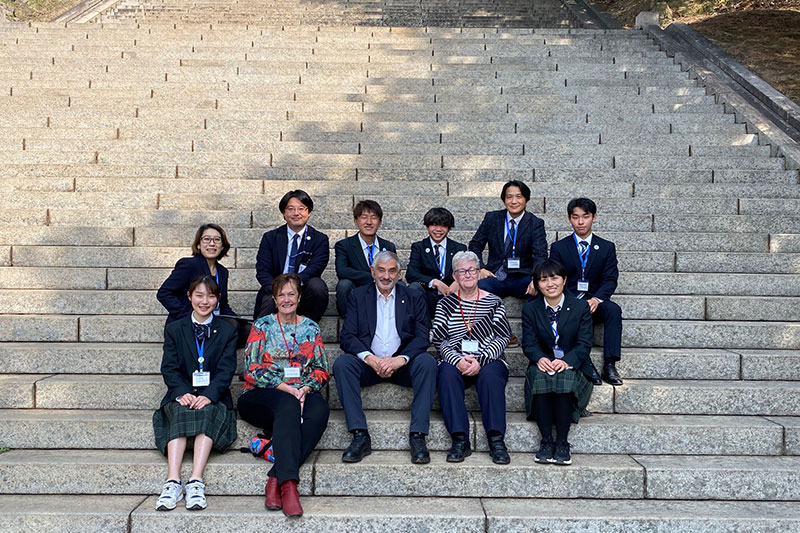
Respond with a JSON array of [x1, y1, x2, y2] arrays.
[[430, 251, 513, 464]]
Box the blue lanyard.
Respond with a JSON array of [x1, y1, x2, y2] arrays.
[[194, 338, 205, 372], [573, 233, 590, 278], [505, 217, 518, 257], [550, 319, 559, 348]]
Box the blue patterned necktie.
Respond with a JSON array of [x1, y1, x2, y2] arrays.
[[579, 240, 589, 259], [505, 219, 516, 257], [546, 307, 560, 324], [288, 234, 300, 273], [193, 323, 211, 340]]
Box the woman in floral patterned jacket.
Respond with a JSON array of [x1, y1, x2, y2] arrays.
[[237, 273, 329, 518]]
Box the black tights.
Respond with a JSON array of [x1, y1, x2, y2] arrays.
[[533, 392, 573, 444]]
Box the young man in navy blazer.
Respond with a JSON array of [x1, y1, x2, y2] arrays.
[[468, 180, 548, 300], [549, 197, 623, 385], [334, 199, 397, 316], [334, 251, 436, 465], [406, 207, 467, 318], [253, 190, 330, 323]]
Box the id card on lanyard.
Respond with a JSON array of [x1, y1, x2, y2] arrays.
[[506, 217, 520, 269], [549, 318, 563, 375], [193, 337, 211, 387], [573, 233, 590, 292]]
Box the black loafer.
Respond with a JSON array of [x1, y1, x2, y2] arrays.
[[488, 434, 510, 465], [602, 361, 623, 386], [587, 360, 603, 385], [446, 434, 472, 463], [342, 429, 372, 463], [409, 432, 430, 464]]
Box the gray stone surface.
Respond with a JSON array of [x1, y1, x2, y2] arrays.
[[621, 320, 800, 350], [0, 374, 40, 408], [0, 342, 163, 374], [320, 411, 456, 451], [676, 252, 800, 274], [772, 234, 800, 253], [484, 498, 800, 532], [0, 267, 106, 290], [618, 272, 800, 296], [131, 496, 486, 532], [635, 455, 800, 500], [313, 450, 644, 498], [0, 495, 143, 533], [740, 350, 800, 380], [0, 315, 78, 342], [707, 296, 800, 321], [767, 416, 800, 455], [610, 348, 740, 380], [11, 245, 187, 268]]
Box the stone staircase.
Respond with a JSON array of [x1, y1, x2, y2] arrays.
[[1, 1, 800, 530]]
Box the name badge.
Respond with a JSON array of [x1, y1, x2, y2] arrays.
[[507, 258, 521, 269], [298, 263, 307, 274], [553, 348, 565, 359], [283, 367, 301, 379], [577, 280, 590, 292], [461, 339, 479, 353], [192, 371, 210, 387]]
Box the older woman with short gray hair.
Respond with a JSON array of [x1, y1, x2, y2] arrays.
[[430, 250, 513, 464]]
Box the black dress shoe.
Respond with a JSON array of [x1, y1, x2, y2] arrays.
[[602, 361, 623, 386], [446, 433, 472, 463], [586, 360, 603, 385], [409, 432, 430, 464], [342, 429, 372, 463], [487, 433, 511, 465]]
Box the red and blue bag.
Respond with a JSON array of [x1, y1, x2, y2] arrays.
[[244, 433, 274, 462]]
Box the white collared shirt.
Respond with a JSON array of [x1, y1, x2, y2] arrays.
[[370, 286, 402, 358], [283, 225, 307, 274], [428, 237, 448, 287], [574, 232, 593, 247], [191, 314, 213, 325], [358, 233, 379, 267], [545, 294, 565, 325]]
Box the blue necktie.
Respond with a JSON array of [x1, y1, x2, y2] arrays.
[[288, 234, 299, 273], [368, 243, 374, 266], [547, 307, 560, 325], [505, 219, 516, 257]]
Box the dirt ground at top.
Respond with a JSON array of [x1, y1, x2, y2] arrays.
[[2, 0, 78, 21]]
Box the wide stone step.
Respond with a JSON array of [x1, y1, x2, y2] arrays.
[[0, 408, 785, 456]]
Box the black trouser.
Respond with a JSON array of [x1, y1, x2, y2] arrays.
[[593, 299, 622, 362], [237, 388, 329, 484], [254, 277, 329, 324], [407, 281, 442, 319], [533, 392, 573, 444]]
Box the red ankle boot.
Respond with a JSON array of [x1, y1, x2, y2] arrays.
[[264, 476, 281, 510], [279, 480, 303, 517]]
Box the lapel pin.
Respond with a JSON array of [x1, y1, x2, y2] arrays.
[[306, 235, 311, 241], [565, 308, 569, 312], [594, 244, 599, 250], [213, 330, 217, 333], [425, 248, 430, 253], [401, 300, 405, 304]]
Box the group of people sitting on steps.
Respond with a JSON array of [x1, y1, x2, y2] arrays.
[[152, 180, 624, 517]]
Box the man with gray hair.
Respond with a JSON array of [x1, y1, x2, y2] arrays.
[[334, 251, 436, 465]]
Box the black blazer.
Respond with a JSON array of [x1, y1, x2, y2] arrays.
[[339, 282, 430, 361], [406, 237, 467, 287], [521, 294, 593, 377], [254, 224, 330, 313], [549, 234, 619, 301], [334, 233, 397, 287], [159, 315, 238, 409], [157, 255, 235, 326], [468, 209, 547, 276]]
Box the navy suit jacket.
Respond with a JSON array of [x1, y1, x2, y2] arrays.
[[159, 315, 238, 409], [254, 224, 330, 312], [339, 282, 430, 361], [469, 209, 547, 277], [549, 234, 618, 301], [334, 233, 397, 287], [405, 238, 467, 287], [521, 294, 593, 376], [157, 254, 235, 326]]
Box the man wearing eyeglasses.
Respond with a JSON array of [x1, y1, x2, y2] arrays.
[[253, 190, 330, 323]]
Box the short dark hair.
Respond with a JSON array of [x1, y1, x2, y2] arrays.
[[187, 274, 221, 298], [533, 259, 568, 282], [279, 190, 314, 213], [353, 199, 383, 221], [271, 273, 301, 300], [501, 180, 531, 202], [191, 223, 231, 259], [423, 207, 455, 228], [567, 197, 597, 216]]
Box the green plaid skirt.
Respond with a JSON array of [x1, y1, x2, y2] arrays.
[[153, 401, 237, 455], [524, 366, 593, 423]]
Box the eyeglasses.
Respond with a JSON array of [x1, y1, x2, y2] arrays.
[[454, 268, 479, 277], [201, 236, 222, 244], [285, 206, 308, 214]]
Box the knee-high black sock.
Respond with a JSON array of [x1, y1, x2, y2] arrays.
[[533, 393, 554, 441], [553, 393, 573, 444]]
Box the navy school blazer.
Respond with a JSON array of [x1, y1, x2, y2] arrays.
[[468, 209, 548, 277], [334, 233, 397, 287], [159, 315, 238, 409], [521, 294, 593, 378], [339, 282, 431, 361], [549, 234, 619, 301], [405, 237, 467, 287], [254, 224, 330, 313], [157, 254, 235, 326]]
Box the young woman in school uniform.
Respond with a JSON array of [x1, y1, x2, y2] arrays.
[[153, 275, 238, 511], [521, 259, 594, 466]]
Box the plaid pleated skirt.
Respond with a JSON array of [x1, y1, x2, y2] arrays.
[[153, 401, 238, 455], [524, 366, 593, 423]]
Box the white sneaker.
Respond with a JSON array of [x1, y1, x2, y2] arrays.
[[155, 480, 183, 511], [185, 479, 207, 510]]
